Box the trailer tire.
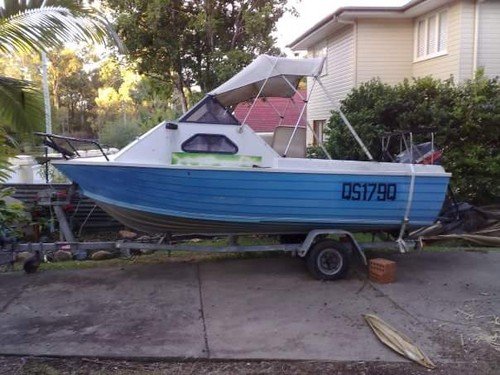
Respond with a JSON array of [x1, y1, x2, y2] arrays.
[[306, 240, 349, 280]]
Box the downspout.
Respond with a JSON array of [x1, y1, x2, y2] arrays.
[[472, 0, 484, 75], [330, 17, 374, 160], [337, 17, 358, 89]]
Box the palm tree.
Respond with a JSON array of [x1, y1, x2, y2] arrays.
[[0, 0, 121, 134]]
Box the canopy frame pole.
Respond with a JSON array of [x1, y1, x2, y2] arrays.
[[316, 77, 374, 161], [280, 74, 332, 159], [277, 100, 291, 127], [263, 98, 286, 124], [241, 59, 279, 126], [264, 97, 292, 127], [281, 75, 305, 101], [283, 78, 317, 157]]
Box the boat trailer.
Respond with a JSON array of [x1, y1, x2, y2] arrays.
[[1, 182, 420, 280], [0, 231, 419, 280]]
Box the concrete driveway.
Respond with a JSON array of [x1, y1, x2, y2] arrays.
[[0, 251, 498, 366]]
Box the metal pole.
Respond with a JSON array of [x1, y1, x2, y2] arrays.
[[431, 132, 435, 164], [283, 78, 317, 157], [278, 75, 332, 159], [41, 1, 52, 136], [409, 132, 413, 164], [241, 58, 279, 125], [44, 147, 49, 183], [316, 77, 374, 161], [41, 52, 52, 135], [263, 98, 285, 121]]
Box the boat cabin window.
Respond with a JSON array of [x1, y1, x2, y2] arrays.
[[179, 96, 240, 125], [182, 134, 238, 154]]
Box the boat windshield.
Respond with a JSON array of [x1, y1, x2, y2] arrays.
[[179, 96, 240, 125]]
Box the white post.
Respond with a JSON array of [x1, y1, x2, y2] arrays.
[[41, 52, 52, 134], [41, 0, 52, 135]]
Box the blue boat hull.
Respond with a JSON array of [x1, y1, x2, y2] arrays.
[[54, 163, 449, 234]]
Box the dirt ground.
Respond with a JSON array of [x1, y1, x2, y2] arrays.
[[0, 356, 498, 375]]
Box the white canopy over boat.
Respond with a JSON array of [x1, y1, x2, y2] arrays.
[[205, 54, 372, 161], [208, 55, 325, 106]]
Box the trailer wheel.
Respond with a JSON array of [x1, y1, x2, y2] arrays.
[[306, 240, 349, 280]]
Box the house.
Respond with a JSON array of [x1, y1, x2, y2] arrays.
[[288, 0, 500, 145], [233, 90, 306, 134], [234, 90, 308, 157]]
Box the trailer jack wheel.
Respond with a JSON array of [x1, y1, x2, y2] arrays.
[[306, 240, 349, 280]]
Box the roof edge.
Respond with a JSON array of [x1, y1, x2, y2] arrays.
[[287, 0, 427, 50]]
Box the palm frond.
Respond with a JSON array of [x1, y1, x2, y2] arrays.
[[0, 1, 125, 52], [0, 6, 114, 55], [0, 1, 90, 19], [0, 1, 80, 18], [0, 128, 15, 183], [0, 75, 43, 134], [0, 0, 31, 19]]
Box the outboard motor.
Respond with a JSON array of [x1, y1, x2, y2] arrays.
[[395, 141, 442, 164]]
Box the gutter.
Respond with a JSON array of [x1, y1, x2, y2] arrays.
[[287, 13, 336, 50], [287, 0, 428, 50]]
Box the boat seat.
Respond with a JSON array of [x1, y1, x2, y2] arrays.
[[171, 152, 262, 168], [271, 126, 306, 158]]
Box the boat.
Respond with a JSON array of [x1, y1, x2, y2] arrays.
[[48, 55, 451, 236]]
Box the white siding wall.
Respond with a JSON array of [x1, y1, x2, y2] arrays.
[[477, 0, 500, 78], [356, 19, 414, 85], [458, 0, 475, 81], [412, 2, 460, 80], [302, 0, 500, 145], [306, 25, 355, 145]]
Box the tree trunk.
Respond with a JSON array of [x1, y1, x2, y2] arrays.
[[174, 74, 188, 113]]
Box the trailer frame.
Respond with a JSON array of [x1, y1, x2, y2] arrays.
[[0, 230, 419, 279]]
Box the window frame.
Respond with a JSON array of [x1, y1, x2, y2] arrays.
[[178, 96, 240, 125], [181, 133, 239, 155], [414, 9, 448, 62], [312, 120, 326, 146]]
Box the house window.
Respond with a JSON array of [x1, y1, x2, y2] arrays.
[[182, 134, 238, 154], [415, 10, 448, 60], [312, 120, 326, 145]]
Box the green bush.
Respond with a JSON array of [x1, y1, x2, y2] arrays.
[[320, 72, 499, 204], [0, 188, 29, 238], [97, 106, 180, 149], [98, 120, 142, 149]]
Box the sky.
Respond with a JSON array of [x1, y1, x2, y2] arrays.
[[275, 0, 409, 55]]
